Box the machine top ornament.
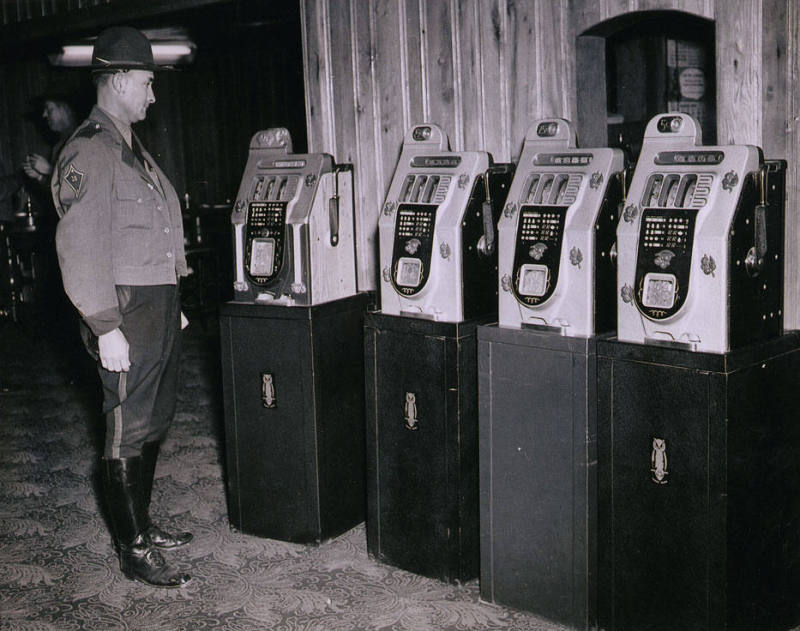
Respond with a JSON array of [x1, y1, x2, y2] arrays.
[[253, 127, 292, 152]]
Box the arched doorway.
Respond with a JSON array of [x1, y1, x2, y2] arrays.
[[576, 10, 715, 163]]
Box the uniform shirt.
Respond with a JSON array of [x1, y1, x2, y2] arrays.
[[52, 105, 187, 336]]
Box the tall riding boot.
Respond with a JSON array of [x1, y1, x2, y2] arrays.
[[102, 457, 191, 588], [140, 440, 193, 549]]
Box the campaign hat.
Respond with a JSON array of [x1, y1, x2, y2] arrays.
[[90, 26, 159, 71]]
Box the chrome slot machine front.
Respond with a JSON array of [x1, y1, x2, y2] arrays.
[[616, 113, 785, 352], [378, 123, 513, 322], [231, 127, 356, 306], [498, 118, 625, 336]]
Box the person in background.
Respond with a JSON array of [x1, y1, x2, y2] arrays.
[[52, 25, 192, 588], [22, 95, 78, 187], [19, 95, 80, 325]]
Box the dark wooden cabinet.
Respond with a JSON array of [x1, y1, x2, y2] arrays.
[[597, 334, 800, 631], [478, 325, 598, 630], [364, 312, 483, 583], [219, 294, 368, 543]]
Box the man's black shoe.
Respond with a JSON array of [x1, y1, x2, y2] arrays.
[[120, 533, 191, 588]]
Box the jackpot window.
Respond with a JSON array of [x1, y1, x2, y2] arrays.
[[396, 257, 423, 288], [518, 264, 549, 297], [642, 272, 677, 309], [249, 238, 276, 277]]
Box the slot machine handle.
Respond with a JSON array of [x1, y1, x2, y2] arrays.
[[745, 166, 769, 276], [478, 172, 495, 256], [328, 165, 344, 247], [755, 205, 767, 258], [329, 195, 340, 247], [756, 166, 768, 259]]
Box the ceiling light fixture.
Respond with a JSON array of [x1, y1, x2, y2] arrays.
[[49, 40, 196, 67]]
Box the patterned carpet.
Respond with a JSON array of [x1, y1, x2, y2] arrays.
[[0, 314, 568, 631]]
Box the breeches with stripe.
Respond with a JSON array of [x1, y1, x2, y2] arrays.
[[98, 284, 181, 459]]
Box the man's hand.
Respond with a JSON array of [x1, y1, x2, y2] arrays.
[[98, 328, 130, 372], [22, 154, 52, 182]]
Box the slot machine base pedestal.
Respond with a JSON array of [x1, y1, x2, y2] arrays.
[[478, 324, 599, 630], [597, 333, 800, 631], [364, 312, 486, 583], [219, 293, 369, 543]]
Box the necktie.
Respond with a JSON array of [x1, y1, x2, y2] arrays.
[[131, 136, 161, 193], [131, 136, 150, 171]]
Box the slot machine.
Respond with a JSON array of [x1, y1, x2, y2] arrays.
[[616, 113, 785, 352], [220, 128, 366, 544], [598, 113, 798, 631], [497, 118, 625, 336], [366, 123, 513, 584], [479, 119, 625, 628], [231, 127, 356, 306], [377, 123, 514, 322]]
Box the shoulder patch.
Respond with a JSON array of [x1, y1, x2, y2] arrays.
[[74, 122, 103, 140], [64, 163, 85, 195]]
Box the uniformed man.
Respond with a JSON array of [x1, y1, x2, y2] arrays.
[[52, 26, 192, 588]]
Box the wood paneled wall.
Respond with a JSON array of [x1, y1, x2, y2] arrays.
[[301, 0, 800, 331], [301, 0, 579, 291]]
